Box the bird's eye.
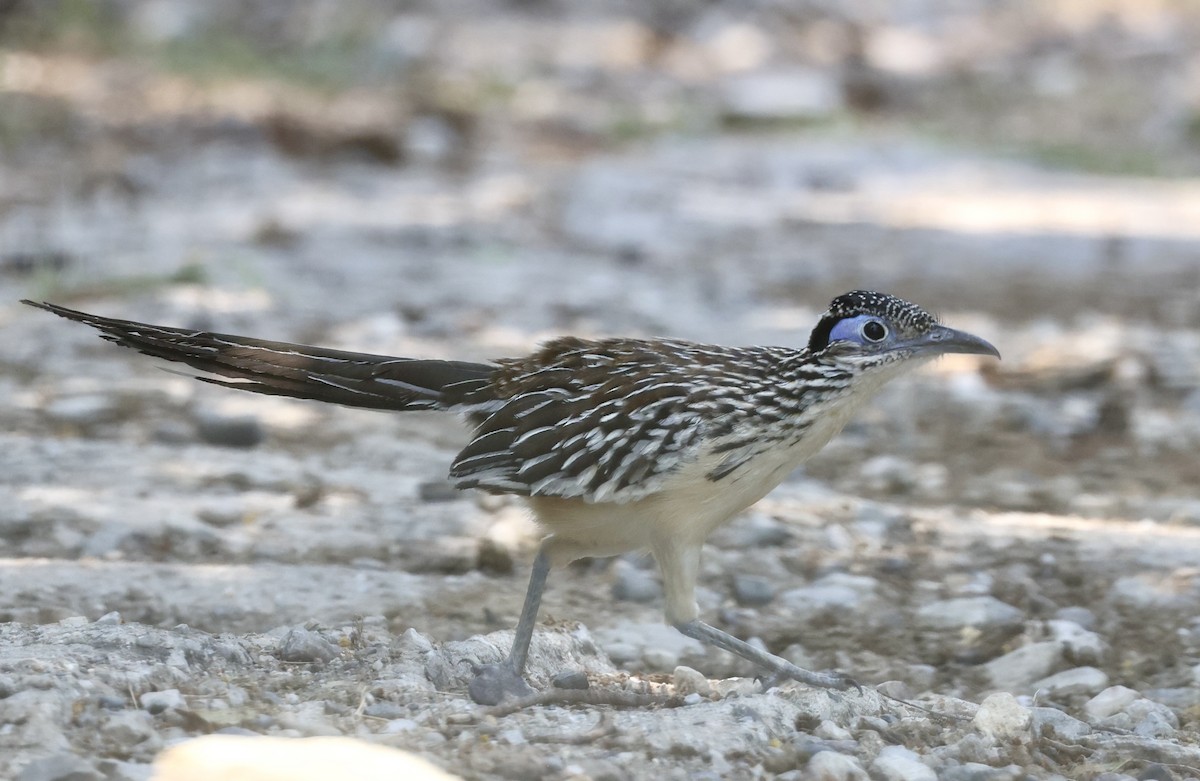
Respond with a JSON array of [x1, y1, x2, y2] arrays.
[[861, 320, 888, 342]]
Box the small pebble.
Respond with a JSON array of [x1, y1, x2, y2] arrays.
[[642, 647, 679, 671], [915, 596, 1023, 632], [384, 718, 420, 733], [1084, 686, 1140, 722], [140, 689, 186, 713], [399, 628, 434, 654], [101, 710, 158, 746], [1031, 666, 1109, 698], [279, 628, 340, 663], [43, 394, 117, 427], [732, 574, 775, 607], [814, 720, 852, 741], [551, 670, 589, 691], [363, 702, 407, 720], [417, 480, 459, 502], [983, 641, 1062, 691], [16, 753, 104, 781], [1053, 606, 1097, 630], [973, 692, 1032, 743], [1047, 619, 1107, 665], [869, 745, 936, 781], [1030, 707, 1091, 741], [194, 410, 265, 448], [806, 750, 868, 781], [672, 665, 712, 698], [611, 564, 662, 603]]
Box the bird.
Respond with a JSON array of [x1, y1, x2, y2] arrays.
[[23, 291, 999, 704]]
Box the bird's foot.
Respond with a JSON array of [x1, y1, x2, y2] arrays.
[[759, 666, 860, 694], [674, 620, 860, 694], [469, 662, 535, 705]]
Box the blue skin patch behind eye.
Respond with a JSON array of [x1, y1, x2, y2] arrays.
[[828, 315, 889, 346]]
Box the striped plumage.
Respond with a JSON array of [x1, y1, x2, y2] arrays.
[[24, 291, 998, 704]]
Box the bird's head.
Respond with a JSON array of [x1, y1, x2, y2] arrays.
[[808, 291, 999, 371]]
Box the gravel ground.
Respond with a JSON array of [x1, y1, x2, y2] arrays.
[[5, 3, 1200, 779]]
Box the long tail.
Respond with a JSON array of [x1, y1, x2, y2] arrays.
[[22, 301, 494, 412]]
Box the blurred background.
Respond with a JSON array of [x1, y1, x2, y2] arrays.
[[3, 0, 1200, 329]]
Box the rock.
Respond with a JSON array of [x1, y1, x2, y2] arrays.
[[915, 596, 1024, 662], [1127, 699, 1179, 737], [17, 754, 104, 781], [916, 596, 1024, 632], [1143, 687, 1200, 712], [383, 718, 419, 734], [720, 68, 842, 123], [859, 455, 918, 495], [806, 750, 869, 781], [672, 665, 711, 698], [732, 575, 775, 607], [716, 513, 792, 548], [194, 410, 265, 448], [1031, 707, 1091, 741], [869, 745, 937, 781], [642, 646, 679, 671], [1047, 619, 1107, 665], [399, 628, 434, 654], [43, 395, 118, 428], [551, 670, 588, 691], [152, 735, 463, 780], [279, 629, 340, 664], [1084, 686, 1140, 722], [362, 702, 407, 719], [779, 573, 878, 619], [982, 641, 1062, 691], [140, 689, 187, 713], [95, 759, 153, 781], [417, 480, 459, 503], [1053, 606, 1097, 630], [973, 692, 1032, 743], [1106, 576, 1179, 612], [611, 562, 662, 604], [101, 710, 159, 748], [1031, 666, 1109, 698], [814, 720, 853, 741]]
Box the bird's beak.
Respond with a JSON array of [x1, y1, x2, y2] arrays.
[[908, 325, 1001, 359]]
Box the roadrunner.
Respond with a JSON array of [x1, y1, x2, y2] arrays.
[[25, 291, 999, 704]]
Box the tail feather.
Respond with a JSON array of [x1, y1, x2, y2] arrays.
[[22, 301, 494, 412]]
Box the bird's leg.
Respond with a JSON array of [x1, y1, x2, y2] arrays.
[[655, 540, 857, 693], [673, 620, 857, 692], [468, 546, 550, 705]]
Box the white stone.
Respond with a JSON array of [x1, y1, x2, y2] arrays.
[[1031, 666, 1109, 698], [672, 666, 712, 698], [983, 641, 1062, 691], [140, 688, 187, 713], [914, 596, 1023, 632], [806, 750, 869, 781], [720, 68, 842, 122], [1083, 686, 1140, 721], [1046, 619, 1107, 665], [869, 745, 937, 781], [973, 692, 1032, 742]]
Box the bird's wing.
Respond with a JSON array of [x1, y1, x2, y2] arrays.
[[449, 337, 741, 504]]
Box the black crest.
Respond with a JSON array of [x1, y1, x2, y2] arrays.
[[807, 291, 938, 353]]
